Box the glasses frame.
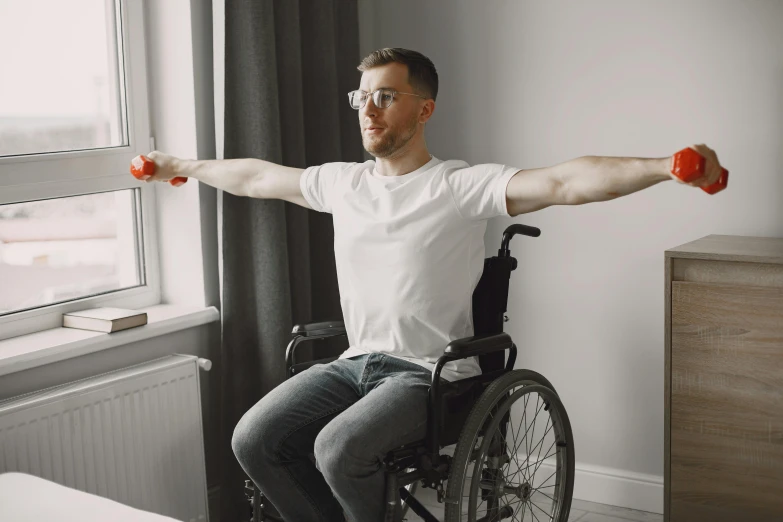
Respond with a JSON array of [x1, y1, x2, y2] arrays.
[[347, 88, 428, 110]]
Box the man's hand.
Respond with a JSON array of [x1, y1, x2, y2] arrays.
[[669, 143, 724, 188], [132, 151, 186, 183]]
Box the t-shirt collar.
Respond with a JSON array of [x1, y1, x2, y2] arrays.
[[370, 155, 439, 181]]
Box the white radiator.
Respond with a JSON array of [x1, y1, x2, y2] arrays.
[[0, 354, 211, 522]]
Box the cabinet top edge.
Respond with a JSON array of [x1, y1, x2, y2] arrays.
[[665, 234, 783, 264]]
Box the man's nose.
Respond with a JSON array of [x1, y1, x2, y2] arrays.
[[361, 95, 379, 116]]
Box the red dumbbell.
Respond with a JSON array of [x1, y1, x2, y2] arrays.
[[670, 147, 728, 195], [130, 155, 188, 187]]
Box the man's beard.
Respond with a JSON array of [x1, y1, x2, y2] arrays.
[[362, 113, 418, 158]]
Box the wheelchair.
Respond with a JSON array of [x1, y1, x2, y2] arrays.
[[244, 224, 575, 521]]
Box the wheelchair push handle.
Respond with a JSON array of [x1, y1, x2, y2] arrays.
[[499, 224, 540, 257]]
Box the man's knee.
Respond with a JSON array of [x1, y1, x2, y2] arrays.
[[314, 421, 376, 479], [313, 422, 343, 476], [231, 402, 278, 466]]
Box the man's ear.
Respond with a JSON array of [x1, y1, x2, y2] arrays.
[[419, 100, 435, 123]]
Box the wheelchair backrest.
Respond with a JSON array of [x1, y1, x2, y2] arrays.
[[471, 255, 516, 374]]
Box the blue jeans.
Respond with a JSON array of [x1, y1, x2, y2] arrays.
[[231, 352, 447, 522]]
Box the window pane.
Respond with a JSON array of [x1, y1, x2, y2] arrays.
[[0, 0, 126, 157], [0, 190, 143, 315]]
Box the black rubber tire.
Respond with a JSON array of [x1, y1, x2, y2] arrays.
[[443, 370, 575, 521]]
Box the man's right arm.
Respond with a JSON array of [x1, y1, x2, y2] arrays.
[[142, 151, 312, 210]]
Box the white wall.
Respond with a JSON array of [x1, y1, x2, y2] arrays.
[[360, 0, 783, 512], [143, 0, 218, 310], [143, 0, 221, 515]]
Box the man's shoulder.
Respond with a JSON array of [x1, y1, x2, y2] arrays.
[[438, 159, 471, 170], [439, 160, 490, 181]]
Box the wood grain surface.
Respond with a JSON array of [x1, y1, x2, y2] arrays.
[[670, 281, 783, 522], [666, 235, 783, 264]]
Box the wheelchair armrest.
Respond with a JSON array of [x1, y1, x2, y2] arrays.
[[286, 320, 347, 377], [443, 332, 513, 359], [291, 320, 346, 339]]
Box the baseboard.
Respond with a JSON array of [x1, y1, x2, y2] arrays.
[[569, 460, 663, 515], [412, 460, 663, 517]]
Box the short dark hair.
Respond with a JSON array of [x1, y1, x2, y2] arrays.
[[357, 48, 438, 101]]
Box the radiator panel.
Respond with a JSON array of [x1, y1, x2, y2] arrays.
[[0, 355, 209, 522]]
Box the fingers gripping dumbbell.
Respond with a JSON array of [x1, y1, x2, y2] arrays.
[[670, 147, 728, 195], [130, 155, 188, 187]]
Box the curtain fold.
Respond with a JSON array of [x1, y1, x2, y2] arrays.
[[218, 1, 363, 519]]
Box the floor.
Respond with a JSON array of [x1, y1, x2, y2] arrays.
[[560, 498, 662, 522], [404, 496, 663, 522]]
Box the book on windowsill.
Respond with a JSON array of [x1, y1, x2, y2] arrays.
[[62, 307, 148, 333]]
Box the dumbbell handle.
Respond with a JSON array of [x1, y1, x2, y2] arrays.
[[670, 147, 728, 195], [130, 155, 188, 187]]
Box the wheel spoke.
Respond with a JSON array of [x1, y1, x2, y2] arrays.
[[528, 496, 555, 520], [502, 397, 547, 486], [486, 392, 557, 505], [498, 411, 525, 484], [505, 392, 532, 485], [528, 502, 542, 522], [451, 380, 570, 522], [508, 396, 544, 483], [532, 468, 558, 493], [525, 420, 553, 478], [499, 426, 527, 485], [504, 442, 556, 484], [514, 397, 544, 466], [528, 428, 555, 487], [517, 447, 556, 478], [509, 390, 530, 478], [523, 395, 539, 481], [533, 415, 551, 471], [512, 496, 525, 522], [531, 486, 557, 504]]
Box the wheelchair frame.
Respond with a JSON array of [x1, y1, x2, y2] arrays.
[[248, 224, 542, 522]]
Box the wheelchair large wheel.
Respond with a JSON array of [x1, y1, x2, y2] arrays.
[[444, 370, 575, 521]]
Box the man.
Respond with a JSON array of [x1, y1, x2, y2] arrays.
[[135, 48, 724, 522]]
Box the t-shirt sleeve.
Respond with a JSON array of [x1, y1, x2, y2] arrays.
[[445, 163, 520, 221], [299, 162, 355, 213]]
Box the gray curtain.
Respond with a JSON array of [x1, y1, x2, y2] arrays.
[[218, 1, 363, 520]]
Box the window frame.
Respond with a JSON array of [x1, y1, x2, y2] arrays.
[[0, 0, 161, 342]]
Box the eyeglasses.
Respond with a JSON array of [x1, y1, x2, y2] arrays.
[[347, 88, 428, 110]]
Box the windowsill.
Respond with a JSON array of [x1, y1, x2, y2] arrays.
[[0, 304, 220, 377]]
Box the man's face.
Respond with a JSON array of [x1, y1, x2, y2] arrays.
[[357, 62, 432, 158]]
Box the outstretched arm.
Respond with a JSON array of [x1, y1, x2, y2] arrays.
[[505, 143, 724, 217], [559, 155, 672, 204], [132, 151, 311, 209]]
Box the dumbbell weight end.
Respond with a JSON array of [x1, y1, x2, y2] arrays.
[[670, 147, 728, 195], [130, 155, 188, 187]]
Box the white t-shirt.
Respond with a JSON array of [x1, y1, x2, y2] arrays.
[[299, 155, 519, 382]]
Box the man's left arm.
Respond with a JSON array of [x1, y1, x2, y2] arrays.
[[505, 143, 724, 217]]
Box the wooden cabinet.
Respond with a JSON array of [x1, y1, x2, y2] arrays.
[[664, 235, 783, 522]]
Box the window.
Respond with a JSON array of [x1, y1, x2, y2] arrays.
[[0, 0, 160, 341], [0, 191, 144, 314], [0, 0, 127, 157]]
